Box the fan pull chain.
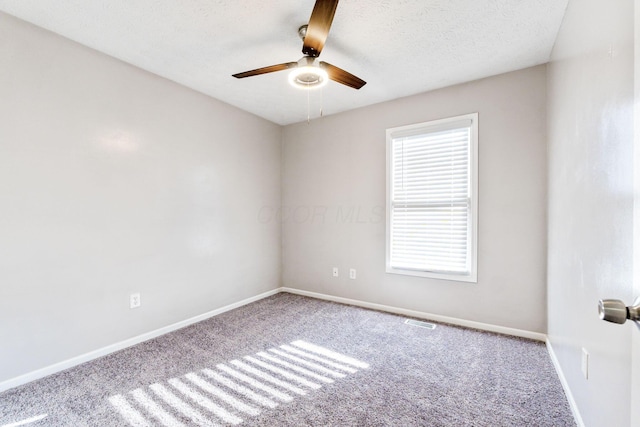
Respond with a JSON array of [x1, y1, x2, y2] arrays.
[[307, 86, 310, 124], [320, 87, 323, 118]]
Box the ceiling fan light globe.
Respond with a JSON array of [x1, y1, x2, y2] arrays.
[[288, 66, 328, 90]]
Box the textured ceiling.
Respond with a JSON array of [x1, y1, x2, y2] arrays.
[[0, 0, 568, 125]]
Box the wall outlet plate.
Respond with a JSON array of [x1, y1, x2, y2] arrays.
[[581, 347, 589, 379], [332, 267, 339, 277], [130, 293, 141, 309], [349, 268, 356, 279]]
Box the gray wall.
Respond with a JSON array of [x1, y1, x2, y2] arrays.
[[282, 65, 548, 333], [547, 0, 634, 425], [0, 13, 282, 383]]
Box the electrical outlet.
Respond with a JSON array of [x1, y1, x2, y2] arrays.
[[332, 267, 339, 277], [130, 293, 141, 309], [581, 348, 589, 379], [349, 268, 356, 279]]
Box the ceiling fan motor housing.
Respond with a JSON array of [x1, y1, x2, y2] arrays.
[[289, 56, 328, 89]]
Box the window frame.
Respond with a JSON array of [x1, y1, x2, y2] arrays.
[[385, 113, 478, 283]]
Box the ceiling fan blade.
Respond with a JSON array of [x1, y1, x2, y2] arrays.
[[232, 62, 298, 79], [319, 61, 366, 89], [302, 0, 339, 57]]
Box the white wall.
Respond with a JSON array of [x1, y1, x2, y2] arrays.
[[547, 0, 634, 425], [282, 65, 548, 333], [0, 13, 282, 383]]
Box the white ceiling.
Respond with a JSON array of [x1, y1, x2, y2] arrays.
[[0, 0, 568, 125]]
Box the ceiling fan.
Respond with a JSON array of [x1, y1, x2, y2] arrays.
[[232, 0, 366, 90]]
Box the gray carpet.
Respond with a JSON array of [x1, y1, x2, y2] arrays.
[[0, 293, 575, 426]]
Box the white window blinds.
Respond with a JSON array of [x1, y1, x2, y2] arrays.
[[386, 114, 477, 281]]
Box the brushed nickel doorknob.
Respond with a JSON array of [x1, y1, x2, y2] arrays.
[[598, 299, 640, 324]]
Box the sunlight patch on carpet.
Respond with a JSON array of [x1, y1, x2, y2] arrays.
[[215, 364, 293, 402], [179, 375, 260, 416], [291, 340, 370, 369], [108, 340, 368, 426], [267, 348, 347, 378], [198, 369, 278, 409], [228, 359, 308, 395], [0, 414, 48, 427], [130, 389, 183, 427], [278, 345, 358, 373]]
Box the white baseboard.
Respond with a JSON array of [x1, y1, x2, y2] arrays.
[[0, 288, 280, 393], [546, 339, 585, 427], [280, 287, 547, 342]]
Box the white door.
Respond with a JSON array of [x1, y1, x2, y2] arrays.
[[632, 2, 640, 425], [632, 101, 640, 426]]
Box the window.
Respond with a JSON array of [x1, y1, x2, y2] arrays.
[[386, 113, 478, 282]]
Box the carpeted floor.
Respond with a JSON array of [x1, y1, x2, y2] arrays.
[[0, 293, 575, 426]]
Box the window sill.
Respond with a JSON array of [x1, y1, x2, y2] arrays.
[[385, 266, 477, 283]]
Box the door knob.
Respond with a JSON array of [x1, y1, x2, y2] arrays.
[[598, 299, 640, 324]]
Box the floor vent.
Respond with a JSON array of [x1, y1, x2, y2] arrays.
[[404, 319, 436, 329]]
